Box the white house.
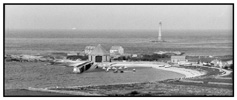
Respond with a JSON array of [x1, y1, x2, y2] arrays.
[[226, 60, 233, 65], [131, 54, 138, 58], [84, 46, 96, 55], [171, 56, 187, 64], [211, 59, 221, 67], [110, 46, 124, 55]]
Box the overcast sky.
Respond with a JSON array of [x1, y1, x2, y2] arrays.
[[5, 5, 233, 31]]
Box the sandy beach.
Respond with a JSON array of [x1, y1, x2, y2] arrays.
[[111, 62, 205, 78]]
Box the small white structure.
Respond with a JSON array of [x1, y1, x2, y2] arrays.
[[131, 54, 138, 58], [211, 59, 221, 67], [84, 46, 96, 55], [110, 46, 124, 55], [171, 56, 186, 64], [226, 60, 233, 65], [211, 59, 229, 68]]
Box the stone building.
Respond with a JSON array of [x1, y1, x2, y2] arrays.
[[171, 56, 186, 64], [88, 44, 110, 62], [110, 46, 124, 55]]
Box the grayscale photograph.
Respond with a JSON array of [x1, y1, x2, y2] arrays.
[[4, 4, 233, 96]]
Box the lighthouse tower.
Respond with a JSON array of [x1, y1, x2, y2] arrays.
[[151, 21, 165, 43], [158, 21, 162, 41]]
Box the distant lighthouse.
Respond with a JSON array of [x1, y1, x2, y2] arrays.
[[158, 21, 162, 42], [151, 21, 165, 42]]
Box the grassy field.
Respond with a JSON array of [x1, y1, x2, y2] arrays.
[[49, 81, 233, 96], [47, 65, 233, 96], [4, 61, 233, 96], [4, 61, 184, 96]]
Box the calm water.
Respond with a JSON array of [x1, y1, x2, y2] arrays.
[[5, 30, 233, 56]]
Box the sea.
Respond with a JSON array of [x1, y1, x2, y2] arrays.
[[5, 29, 233, 56]]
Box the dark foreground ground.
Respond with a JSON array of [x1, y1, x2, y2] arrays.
[[46, 80, 232, 96], [4, 80, 233, 97], [6, 75, 232, 97], [4, 89, 72, 96]]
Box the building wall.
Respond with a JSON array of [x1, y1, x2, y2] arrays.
[[110, 47, 124, 55], [119, 48, 124, 54], [102, 56, 106, 62], [85, 49, 93, 54], [110, 50, 117, 54], [88, 55, 92, 61], [107, 56, 110, 62], [92, 56, 96, 62], [89, 55, 110, 62], [171, 59, 186, 63], [171, 59, 177, 63]]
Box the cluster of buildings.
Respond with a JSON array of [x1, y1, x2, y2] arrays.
[[84, 44, 124, 62], [5, 43, 233, 70], [5, 44, 125, 63], [170, 55, 233, 69], [85, 45, 124, 56]]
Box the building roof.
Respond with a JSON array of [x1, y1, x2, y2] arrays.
[[85, 46, 96, 50], [211, 59, 220, 63], [187, 59, 199, 62], [110, 51, 121, 55], [154, 51, 182, 55], [200, 58, 216, 63], [90, 44, 109, 56], [110, 46, 123, 50], [226, 60, 233, 64], [220, 58, 233, 62], [50, 52, 68, 56], [171, 56, 186, 59]]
